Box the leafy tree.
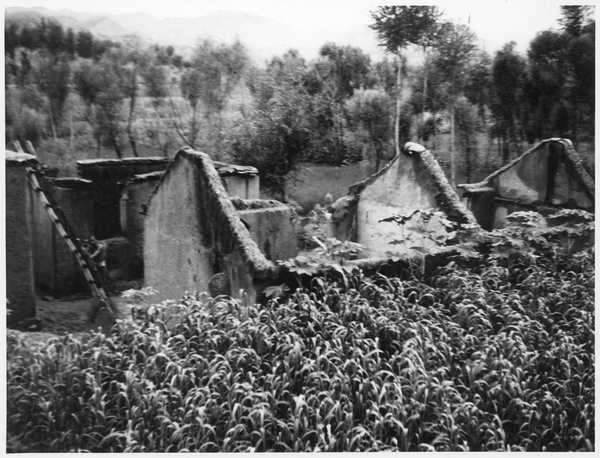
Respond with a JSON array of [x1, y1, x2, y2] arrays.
[[370, 6, 441, 155], [17, 50, 32, 86], [490, 42, 527, 163], [76, 30, 94, 59], [5, 22, 19, 59], [463, 49, 492, 128], [560, 7, 595, 143], [454, 96, 482, 182], [178, 38, 249, 151], [19, 27, 37, 49], [559, 5, 592, 37], [177, 66, 203, 148], [432, 21, 478, 185], [143, 62, 168, 107], [141, 55, 172, 156], [65, 28, 76, 58], [371, 57, 398, 94], [523, 31, 567, 143], [232, 50, 313, 199], [33, 53, 71, 140], [316, 43, 372, 100], [407, 57, 446, 146], [46, 20, 65, 56], [345, 88, 393, 171], [73, 58, 126, 157]]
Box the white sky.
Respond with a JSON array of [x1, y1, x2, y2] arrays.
[[2, 0, 594, 52]]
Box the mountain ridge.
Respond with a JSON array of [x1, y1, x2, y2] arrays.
[[5, 6, 386, 63]]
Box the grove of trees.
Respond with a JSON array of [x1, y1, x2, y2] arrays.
[[5, 6, 595, 197]]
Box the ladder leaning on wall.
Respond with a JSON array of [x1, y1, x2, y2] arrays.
[[19, 140, 113, 313]]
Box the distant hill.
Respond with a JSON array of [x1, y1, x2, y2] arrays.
[[5, 6, 389, 64], [5, 6, 131, 39]]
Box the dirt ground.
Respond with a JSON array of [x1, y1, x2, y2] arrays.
[[8, 282, 147, 348]]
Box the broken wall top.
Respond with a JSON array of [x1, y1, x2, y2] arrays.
[[350, 142, 477, 225], [76, 157, 171, 182], [460, 138, 594, 209], [6, 150, 38, 166]]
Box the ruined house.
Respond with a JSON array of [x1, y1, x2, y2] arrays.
[[459, 138, 594, 230], [143, 142, 476, 303], [143, 147, 288, 303], [328, 142, 477, 258], [8, 137, 593, 320], [76, 157, 171, 239]]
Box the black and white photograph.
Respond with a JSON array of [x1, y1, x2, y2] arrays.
[[4, 0, 595, 452]]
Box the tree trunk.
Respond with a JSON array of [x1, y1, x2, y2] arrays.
[[112, 130, 122, 159], [450, 104, 456, 187], [421, 51, 429, 144], [395, 48, 403, 156], [48, 103, 57, 141], [127, 99, 138, 157], [69, 115, 74, 149], [190, 104, 198, 148], [432, 101, 437, 149], [465, 134, 472, 183]]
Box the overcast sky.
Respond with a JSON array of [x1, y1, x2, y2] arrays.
[[4, 0, 593, 53]]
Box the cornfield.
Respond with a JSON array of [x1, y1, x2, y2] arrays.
[[7, 248, 594, 452]]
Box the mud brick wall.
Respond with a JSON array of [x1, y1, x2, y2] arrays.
[[6, 152, 37, 326], [462, 139, 595, 230], [237, 205, 298, 262], [342, 143, 475, 258], [31, 178, 93, 296], [121, 173, 163, 279], [144, 148, 277, 303]]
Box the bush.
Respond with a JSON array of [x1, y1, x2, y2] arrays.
[[6, 105, 48, 147], [7, 239, 594, 451]]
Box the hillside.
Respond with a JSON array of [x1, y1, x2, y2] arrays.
[[5, 6, 387, 63]]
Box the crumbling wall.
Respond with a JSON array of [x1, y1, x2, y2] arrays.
[[77, 157, 170, 239], [221, 175, 259, 199], [337, 143, 476, 258], [6, 152, 37, 325], [214, 162, 260, 199], [144, 148, 277, 303], [237, 204, 297, 261], [144, 155, 217, 302], [121, 172, 163, 278], [31, 177, 93, 296], [461, 139, 594, 230]]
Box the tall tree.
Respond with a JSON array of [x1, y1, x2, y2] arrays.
[[33, 52, 71, 140], [559, 5, 591, 37], [76, 30, 94, 59], [523, 31, 567, 142], [73, 58, 126, 157], [232, 50, 313, 199], [370, 6, 441, 156], [490, 42, 527, 163], [346, 88, 393, 171], [178, 38, 249, 151], [5, 22, 19, 59], [46, 20, 65, 56], [433, 21, 477, 185], [65, 28, 76, 58]]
